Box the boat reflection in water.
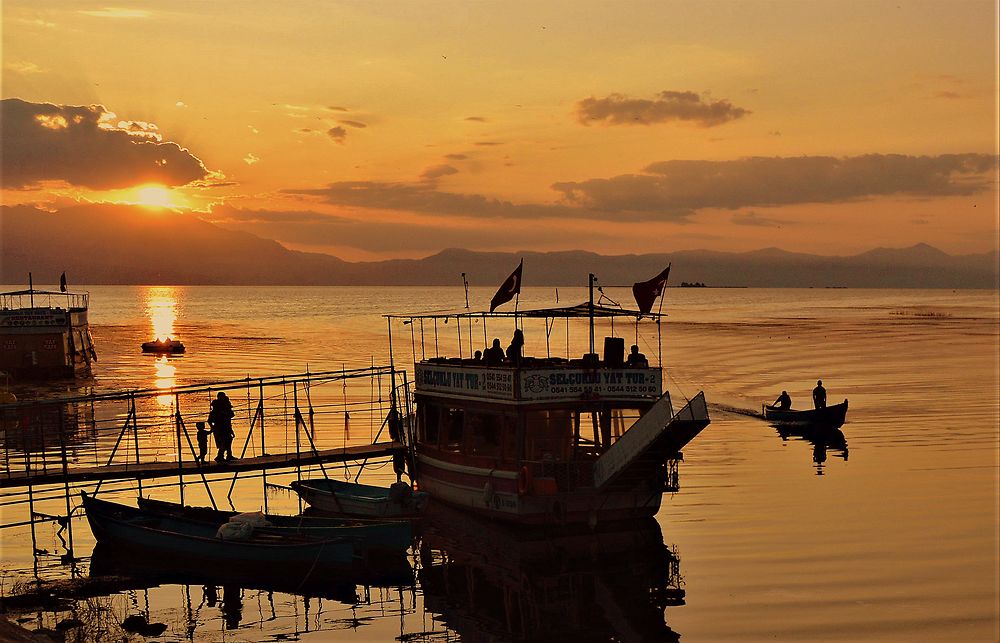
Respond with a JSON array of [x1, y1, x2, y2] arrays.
[[418, 502, 685, 641], [774, 424, 849, 475]]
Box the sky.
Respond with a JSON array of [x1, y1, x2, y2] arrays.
[[2, 0, 998, 261]]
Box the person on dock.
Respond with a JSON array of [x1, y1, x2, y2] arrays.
[[506, 328, 524, 365], [195, 421, 211, 463], [773, 390, 792, 410], [484, 338, 505, 366], [812, 380, 827, 409], [626, 344, 649, 367], [209, 392, 236, 462]]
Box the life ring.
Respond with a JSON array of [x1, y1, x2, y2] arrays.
[[516, 466, 531, 495]]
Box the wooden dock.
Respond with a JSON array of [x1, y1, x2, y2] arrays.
[[1, 441, 403, 489]]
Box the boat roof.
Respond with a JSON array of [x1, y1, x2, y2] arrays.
[[1, 289, 88, 297], [386, 302, 663, 321]]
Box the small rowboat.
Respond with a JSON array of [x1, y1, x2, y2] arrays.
[[762, 399, 848, 428], [81, 492, 356, 566], [141, 338, 185, 354], [135, 496, 413, 551], [291, 479, 429, 519]]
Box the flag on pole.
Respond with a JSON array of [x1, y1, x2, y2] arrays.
[[490, 259, 523, 312], [59, 272, 68, 293], [631, 264, 670, 314]]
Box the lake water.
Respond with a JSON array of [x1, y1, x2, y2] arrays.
[[1, 285, 997, 641]]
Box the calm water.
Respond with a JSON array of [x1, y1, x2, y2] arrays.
[[1, 285, 997, 641]]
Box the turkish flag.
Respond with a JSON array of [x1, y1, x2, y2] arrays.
[[490, 260, 523, 312], [632, 264, 670, 314]]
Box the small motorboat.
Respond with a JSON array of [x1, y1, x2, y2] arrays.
[[81, 492, 357, 567], [762, 399, 849, 428], [291, 479, 429, 519], [135, 496, 413, 551], [141, 338, 185, 354]]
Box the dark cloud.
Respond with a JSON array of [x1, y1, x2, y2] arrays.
[[576, 90, 750, 127], [474, 141, 503, 146], [465, 116, 487, 122], [326, 126, 347, 143], [326, 106, 348, 112], [1, 98, 212, 189], [553, 154, 998, 217], [731, 211, 788, 227], [340, 120, 367, 128], [420, 164, 459, 181], [444, 153, 468, 160]]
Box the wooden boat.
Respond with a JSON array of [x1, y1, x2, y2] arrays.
[[762, 399, 849, 428], [81, 492, 357, 566], [135, 496, 413, 551], [141, 338, 185, 354], [290, 479, 429, 519], [387, 274, 711, 527]]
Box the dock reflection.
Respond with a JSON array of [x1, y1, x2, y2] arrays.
[[418, 503, 684, 641]]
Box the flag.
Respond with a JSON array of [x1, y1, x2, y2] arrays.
[[632, 264, 670, 314], [59, 272, 67, 293], [490, 259, 523, 312]]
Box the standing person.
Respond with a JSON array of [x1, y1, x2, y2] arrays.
[[195, 421, 212, 463], [208, 392, 236, 462], [506, 328, 524, 365], [812, 380, 827, 409]]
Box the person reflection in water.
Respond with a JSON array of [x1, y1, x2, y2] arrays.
[[222, 586, 243, 630], [773, 390, 792, 410], [209, 392, 236, 462], [812, 380, 827, 409]]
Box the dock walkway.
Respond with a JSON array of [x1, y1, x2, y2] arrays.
[[1, 441, 403, 489]]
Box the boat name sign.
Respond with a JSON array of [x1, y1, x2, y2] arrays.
[[415, 364, 661, 401], [0, 310, 69, 328]]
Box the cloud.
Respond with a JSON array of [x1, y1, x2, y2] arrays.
[[4, 61, 45, 75], [465, 116, 487, 122], [474, 141, 503, 146], [243, 153, 260, 166], [326, 126, 347, 143], [576, 90, 750, 127], [932, 91, 962, 99], [78, 7, 151, 18], [553, 154, 998, 217], [444, 153, 468, 160], [1, 98, 214, 190], [175, 101, 188, 108], [248, 125, 259, 134], [340, 120, 367, 129], [326, 106, 349, 112], [731, 211, 788, 227], [420, 164, 459, 182]]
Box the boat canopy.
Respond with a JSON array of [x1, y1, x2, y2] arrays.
[[386, 302, 664, 321], [1, 289, 89, 311]]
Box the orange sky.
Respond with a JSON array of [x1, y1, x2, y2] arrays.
[[2, 1, 998, 260]]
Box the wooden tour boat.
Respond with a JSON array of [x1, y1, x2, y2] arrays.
[[290, 479, 429, 519], [387, 273, 711, 527], [81, 492, 358, 566], [762, 399, 849, 428]]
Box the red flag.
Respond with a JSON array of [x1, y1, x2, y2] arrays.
[[490, 260, 523, 312], [632, 264, 670, 314]]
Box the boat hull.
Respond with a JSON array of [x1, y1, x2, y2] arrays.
[[291, 479, 428, 519], [763, 399, 849, 428]]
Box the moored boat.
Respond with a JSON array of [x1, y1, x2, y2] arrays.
[[135, 495, 413, 551], [762, 399, 849, 428], [141, 338, 185, 354], [81, 492, 357, 566], [290, 478, 429, 519]]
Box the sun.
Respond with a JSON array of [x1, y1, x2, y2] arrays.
[[134, 185, 176, 208]]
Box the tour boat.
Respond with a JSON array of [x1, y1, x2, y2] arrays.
[[387, 275, 711, 527], [762, 400, 849, 428], [0, 285, 97, 380]]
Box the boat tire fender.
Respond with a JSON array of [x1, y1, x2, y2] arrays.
[[517, 466, 531, 495]]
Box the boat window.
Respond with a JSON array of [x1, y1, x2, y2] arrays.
[[440, 406, 464, 453], [466, 412, 501, 458], [611, 408, 642, 443], [418, 403, 440, 446], [524, 409, 574, 461]]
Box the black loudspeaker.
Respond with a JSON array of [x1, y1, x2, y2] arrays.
[[603, 336, 625, 367]]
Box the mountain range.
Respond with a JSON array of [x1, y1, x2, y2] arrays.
[[2, 204, 996, 288]]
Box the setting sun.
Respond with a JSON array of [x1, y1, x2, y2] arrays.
[[134, 185, 176, 209]]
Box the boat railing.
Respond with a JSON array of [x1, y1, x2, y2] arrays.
[[0, 290, 88, 312]]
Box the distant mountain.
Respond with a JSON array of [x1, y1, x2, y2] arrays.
[[2, 203, 996, 288]]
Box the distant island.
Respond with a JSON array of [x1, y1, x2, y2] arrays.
[[2, 203, 997, 289], [679, 282, 707, 288]]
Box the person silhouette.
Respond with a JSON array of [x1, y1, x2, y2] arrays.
[[209, 392, 236, 462], [812, 380, 827, 409], [626, 344, 648, 367], [773, 390, 792, 410], [484, 338, 505, 366], [506, 328, 524, 365]]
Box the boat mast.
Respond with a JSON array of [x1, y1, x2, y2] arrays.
[[588, 273, 595, 355]]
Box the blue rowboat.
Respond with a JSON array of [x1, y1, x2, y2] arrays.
[[81, 492, 357, 566], [291, 479, 429, 519], [134, 496, 413, 551]]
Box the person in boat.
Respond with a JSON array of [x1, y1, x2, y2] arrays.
[[195, 421, 212, 463], [812, 380, 827, 409], [473, 349, 483, 362], [208, 392, 236, 462], [506, 328, 524, 365], [484, 338, 505, 366], [773, 390, 792, 410], [626, 344, 649, 367]]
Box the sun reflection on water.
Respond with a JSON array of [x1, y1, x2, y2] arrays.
[[146, 287, 178, 341], [153, 355, 176, 407]]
